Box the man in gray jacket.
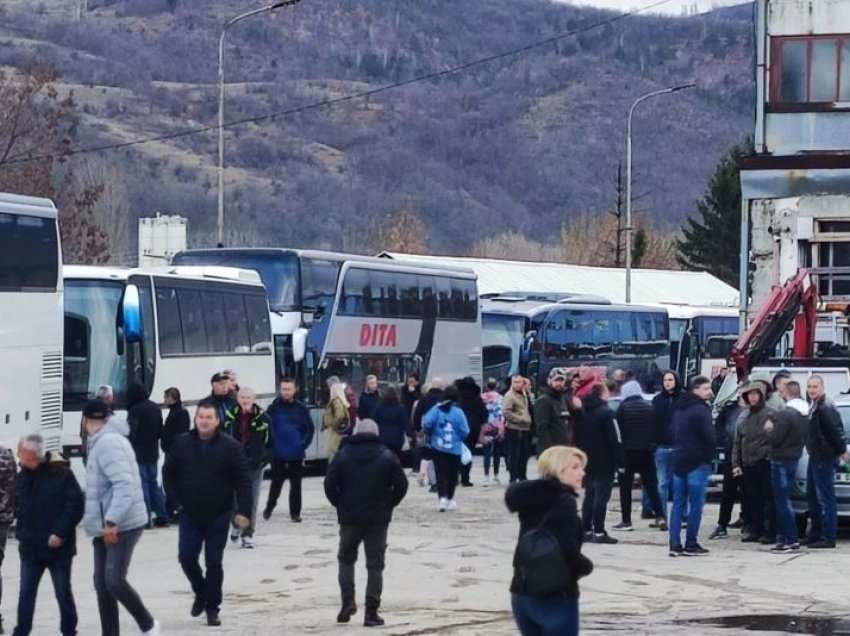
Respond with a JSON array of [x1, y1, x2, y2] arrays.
[[81, 399, 160, 636]]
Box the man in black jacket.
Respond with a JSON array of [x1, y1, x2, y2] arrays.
[[803, 376, 848, 549], [162, 387, 190, 521], [163, 400, 252, 627], [14, 435, 85, 636], [411, 379, 445, 491], [668, 376, 716, 557], [614, 380, 666, 531], [324, 419, 408, 628], [765, 381, 808, 552], [651, 370, 683, 517], [533, 368, 571, 455], [126, 383, 169, 528], [574, 382, 621, 545]]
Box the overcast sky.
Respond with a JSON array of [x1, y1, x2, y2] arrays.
[[560, 0, 748, 16]]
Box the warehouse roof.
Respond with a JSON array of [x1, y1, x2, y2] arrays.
[[378, 253, 739, 308]]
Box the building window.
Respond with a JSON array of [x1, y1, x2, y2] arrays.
[[771, 35, 850, 104]]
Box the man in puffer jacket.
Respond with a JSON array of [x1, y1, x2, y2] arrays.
[[732, 383, 777, 544], [81, 399, 159, 636], [765, 380, 808, 552], [614, 381, 666, 531]]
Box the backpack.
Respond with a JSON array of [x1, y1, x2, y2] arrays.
[[515, 509, 571, 596]]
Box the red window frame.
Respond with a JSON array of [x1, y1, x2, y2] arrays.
[[770, 34, 850, 106]]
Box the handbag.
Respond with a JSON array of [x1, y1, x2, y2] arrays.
[[460, 443, 472, 466], [515, 510, 571, 596]]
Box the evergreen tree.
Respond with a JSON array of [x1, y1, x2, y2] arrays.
[[676, 141, 750, 287], [633, 228, 648, 268]]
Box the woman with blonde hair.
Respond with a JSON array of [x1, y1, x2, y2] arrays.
[[505, 446, 593, 636], [323, 382, 351, 462]]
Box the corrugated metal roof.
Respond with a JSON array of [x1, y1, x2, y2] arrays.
[[379, 253, 740, 308]]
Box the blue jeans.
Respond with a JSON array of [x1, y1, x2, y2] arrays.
[[807, 459, 838, 541], [512, 593, 579, 636], [178, 511, 230, 613], [669, 464, 710, 548], [138, 462, 168, 521], [655, 447, 674, 515], [483, 440, 503, 476], [15, 558, 77, 635], [771, 460, 799, 545]]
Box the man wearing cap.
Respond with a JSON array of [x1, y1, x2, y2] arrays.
[[534, 369, 571, 455], [81, 400, 160, 636], [208, 373, 237, 429]]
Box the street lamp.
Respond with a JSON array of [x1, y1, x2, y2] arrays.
[[625, 82, 695, 302], [217, 1, 300, 247]]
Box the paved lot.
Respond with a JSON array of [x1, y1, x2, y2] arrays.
[[12, 461, 850, 634]]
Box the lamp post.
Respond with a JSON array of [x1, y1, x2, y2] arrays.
[[217, 1, 298, 247], [625, 82, 695, 302]]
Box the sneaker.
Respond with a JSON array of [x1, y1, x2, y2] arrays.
[[728, 518, 744, 529], [428, 484, 438, 493], [438, 497, 448, 512], [483, 476, 491, 487], [640, 510, 654, 520], [143, 619, 161, 635], [800, 535, 821, 546], [493, 476, 501, 485], [230, 529, 240, 543], [741, 533, 761, 543], [770, 543, 788, 553], [191, 597, 205, 617], [809, 539, 837, 549], [593, 532, 619, 545], [759, 535, 776, 545], [709, 526, 728, 540], [241, 536, 254, 549], [290, 516, 302, 523], [669, 544, 685, 557], [612, 522, 634, 532], [684, 544, 709, 556], [447, 499, 458, 511], [461, 481, 474, 488], [652, 518, 668, 531], [583, 531, 594, 542], [153, 517, 170, 528], [364, 608, 385, 627], [785, 542, 801, 551]]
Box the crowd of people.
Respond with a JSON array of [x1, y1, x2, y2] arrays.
[[1, 364, 847, 636]]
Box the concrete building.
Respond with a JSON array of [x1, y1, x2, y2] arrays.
[[740, 0, 850, 348]]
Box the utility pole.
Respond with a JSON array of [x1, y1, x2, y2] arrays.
[[217, 1, 300, 247], [625, 82, 695, 302]]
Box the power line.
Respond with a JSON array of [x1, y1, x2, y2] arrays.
[[7, 0, 677, 165]]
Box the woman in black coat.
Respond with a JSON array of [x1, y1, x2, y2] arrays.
[[374, 385, 409, 459], [505, 446, 593, 636], [455, 376, 488, 487]]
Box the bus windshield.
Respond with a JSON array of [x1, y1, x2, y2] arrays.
[[63, 280, 128, 409], [173, 251, 299, 312], [482, 313, 526, 379], [695, 315, 738, 344]]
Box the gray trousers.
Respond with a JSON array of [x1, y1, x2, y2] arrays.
[[93, 527, 154, 635], [233, 467, 264, 538], [337, 524, 388, 610]]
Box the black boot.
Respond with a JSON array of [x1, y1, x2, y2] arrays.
[[364, 602, 385, 627], [337, 600, 357, 623]]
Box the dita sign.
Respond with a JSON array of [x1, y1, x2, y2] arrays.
[[326, 317, 421, 353]]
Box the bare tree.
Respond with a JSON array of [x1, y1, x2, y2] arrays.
[[0, 65, 109, 263]]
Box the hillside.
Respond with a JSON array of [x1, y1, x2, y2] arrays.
[[0, 0, 754, 259]]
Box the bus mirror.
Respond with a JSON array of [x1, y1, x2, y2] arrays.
[[122, 284, 143, 343], [292, 327, 308, 362]]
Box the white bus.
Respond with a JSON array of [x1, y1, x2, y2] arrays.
[[0, 193, 64, 452], [666, 305, 739, 382], [62, 265, 275, 456], [172, 248, 483, 461]]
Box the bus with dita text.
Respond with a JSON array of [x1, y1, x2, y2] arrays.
[[172, 248, 483, 462]]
